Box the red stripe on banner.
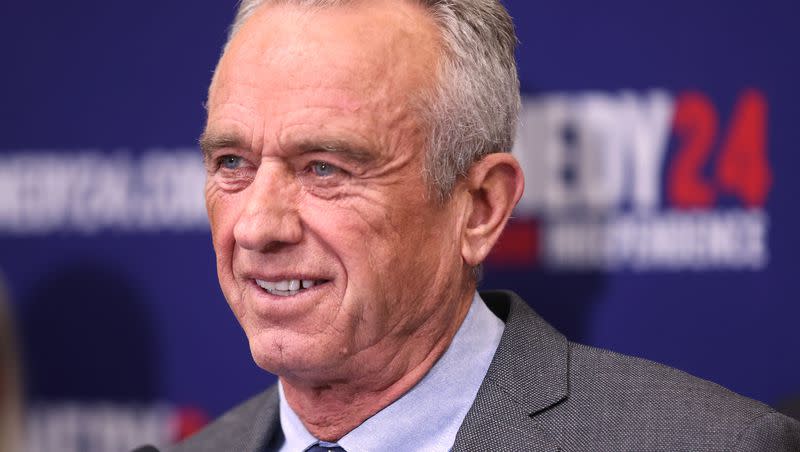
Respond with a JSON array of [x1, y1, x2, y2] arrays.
[[486, 218, 540, 266], [174, 406, 210, 441]]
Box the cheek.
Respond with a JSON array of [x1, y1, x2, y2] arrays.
[[300, 195, 400, 313], [206, 186, 241, 272], [304, 193, 434, 298], [303, 192, 398, 258]]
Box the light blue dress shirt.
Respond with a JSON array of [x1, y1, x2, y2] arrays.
[[278, 292, 505, 452]]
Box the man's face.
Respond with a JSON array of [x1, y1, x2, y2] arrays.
[[203, 1, 472, 382]]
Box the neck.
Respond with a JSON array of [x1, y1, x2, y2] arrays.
[[280, 289, 474, 441]]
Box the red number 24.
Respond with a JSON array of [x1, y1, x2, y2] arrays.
[[668, 89, 771, 208]]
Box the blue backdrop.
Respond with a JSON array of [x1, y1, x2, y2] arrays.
[[1, 1, 798, 450]]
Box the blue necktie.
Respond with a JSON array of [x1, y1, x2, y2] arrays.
[[305, 442, 346, 452]]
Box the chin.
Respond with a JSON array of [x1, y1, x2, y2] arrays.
[[246, 329, 338, 379]]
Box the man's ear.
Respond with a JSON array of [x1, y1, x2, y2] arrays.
[[460, 153, 524, 267]]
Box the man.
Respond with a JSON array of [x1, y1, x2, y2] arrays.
[[170, 0, 800, 450]]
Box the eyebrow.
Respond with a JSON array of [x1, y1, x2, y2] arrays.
[[294, 139, 375, 165], [199, 131, 377, 165], [198, 131, 249, 162]]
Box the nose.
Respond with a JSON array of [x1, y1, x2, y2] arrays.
[[233, 161, 303, 251]]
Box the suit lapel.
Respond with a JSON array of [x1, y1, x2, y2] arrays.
[[452, 291, 569, 451]]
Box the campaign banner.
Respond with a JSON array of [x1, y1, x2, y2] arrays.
[[1, 1, 798, 450]]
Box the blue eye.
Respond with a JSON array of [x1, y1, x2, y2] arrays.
[[219, 155, 242, 170], [311, 161, 338, 177]]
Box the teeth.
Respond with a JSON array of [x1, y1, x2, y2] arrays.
[[255, 280, 273, 291], [255, 279, 318, 296]]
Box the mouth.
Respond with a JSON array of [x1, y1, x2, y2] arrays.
[[254, 278, 330, 297]]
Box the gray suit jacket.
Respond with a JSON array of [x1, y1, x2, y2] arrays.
[[168, 290, 800, 451]]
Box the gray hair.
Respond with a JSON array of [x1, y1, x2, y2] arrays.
[[224, 0, 520, 200]]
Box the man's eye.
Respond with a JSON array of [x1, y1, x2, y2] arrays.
[[218, 155, 242, 170], [310, 161, 340, 177]]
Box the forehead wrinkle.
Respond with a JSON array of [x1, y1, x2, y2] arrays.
[[213, 0, 440, 167], [230, 2, 438, 98], [217, 3, 440, 112], [204, 90, 265, 145]]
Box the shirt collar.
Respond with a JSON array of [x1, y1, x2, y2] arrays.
[[278, 292, 504, 451]]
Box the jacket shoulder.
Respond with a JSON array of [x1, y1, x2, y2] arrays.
[[558, 342, 800, 450], [478, 291, 800, 450], [166, 385, 280, 452]]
